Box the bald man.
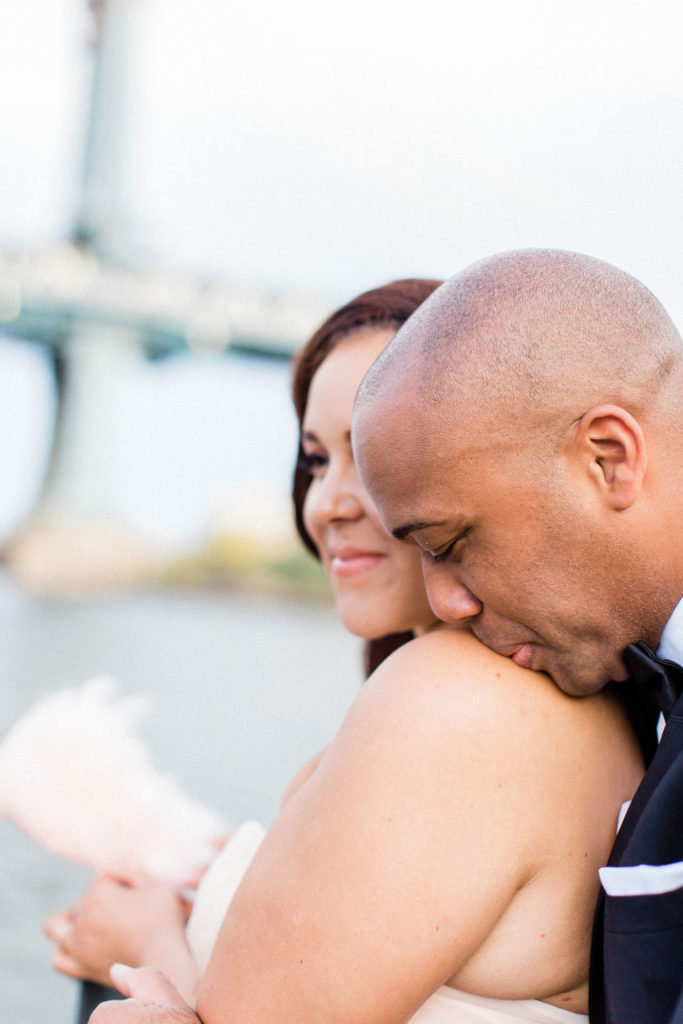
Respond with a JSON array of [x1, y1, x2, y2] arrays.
[[353, 249, 683, 1024]]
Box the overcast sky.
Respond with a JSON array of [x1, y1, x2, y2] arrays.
[[2, 0, 683, 319]]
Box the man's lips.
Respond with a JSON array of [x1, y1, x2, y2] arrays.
[[470, 628, 536, 668], [509, 643, 534, 669], [486, 641, 535, 668], [329, 547, 386, 577]]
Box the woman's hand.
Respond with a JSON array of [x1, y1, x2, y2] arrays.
[[89, 964, 200, 1023], [45, 875, 188, 988]]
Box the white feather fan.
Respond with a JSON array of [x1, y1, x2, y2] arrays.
[[0, 678, 227, 886]]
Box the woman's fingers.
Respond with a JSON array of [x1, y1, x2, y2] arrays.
[[44, 907, 75, 943], [50, 948, 86, 980], [44, 907, 90, 975], [47, 921, 113, 986]]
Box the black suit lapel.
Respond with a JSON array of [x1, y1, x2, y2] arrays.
[[608, 691, 683, 866]]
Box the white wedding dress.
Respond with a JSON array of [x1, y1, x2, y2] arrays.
[[186, 821, 588, 1024]]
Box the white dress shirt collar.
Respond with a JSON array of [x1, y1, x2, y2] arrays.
[[657, 593, 683, 666]]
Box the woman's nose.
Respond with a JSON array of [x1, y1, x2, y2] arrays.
[[421, 560, 483, 622], [309, 466, 363, 525]]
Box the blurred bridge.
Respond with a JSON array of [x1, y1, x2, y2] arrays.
[[0, 244, 325, 363], [0, 246, 328, 593], [0, 0, 329, 592]]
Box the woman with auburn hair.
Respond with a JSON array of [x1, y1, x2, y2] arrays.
[[49, 280, 645, 1024], [291, 277, 443, 676]]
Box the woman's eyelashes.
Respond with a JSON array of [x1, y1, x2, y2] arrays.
[[298, 449, 328, 476]]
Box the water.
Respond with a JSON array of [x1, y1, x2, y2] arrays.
[[0, 572, 362, 1024]]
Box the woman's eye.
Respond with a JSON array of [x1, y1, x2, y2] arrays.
[[298, 451, 328, 476]]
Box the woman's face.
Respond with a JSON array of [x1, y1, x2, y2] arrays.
[[302, 327, 437, 639]]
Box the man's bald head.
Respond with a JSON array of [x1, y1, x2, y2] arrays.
[[357, 248, 683, 448], [353, 249, 683, 697]]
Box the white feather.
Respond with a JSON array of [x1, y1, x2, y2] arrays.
[[0, 678, 227, 885]]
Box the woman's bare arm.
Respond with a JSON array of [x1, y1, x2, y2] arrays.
[[197, 631, 567, 1024]]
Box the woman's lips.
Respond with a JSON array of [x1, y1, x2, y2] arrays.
[[329, 549, 386, 577]]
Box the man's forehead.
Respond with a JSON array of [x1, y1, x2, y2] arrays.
[[353, 374, 488, 523], [363, 447, 471, 539], [354, 388, 427, 471]]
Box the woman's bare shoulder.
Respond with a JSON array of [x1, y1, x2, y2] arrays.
[[350, 625, 637, 775], [360, 626, 573, 723], [327, 629, 552, 810]]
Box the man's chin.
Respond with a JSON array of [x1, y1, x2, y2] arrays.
[[533, 650, 622, 697]]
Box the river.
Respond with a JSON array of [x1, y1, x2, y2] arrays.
[[0, 571, 361, 1024]]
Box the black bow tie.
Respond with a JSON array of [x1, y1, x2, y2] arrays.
[[623, 641, 683, 719]]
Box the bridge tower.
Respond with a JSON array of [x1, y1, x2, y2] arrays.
[[6, 0, 161, 593]]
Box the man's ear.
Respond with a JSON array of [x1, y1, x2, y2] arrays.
[[571, 404, 647, 510]]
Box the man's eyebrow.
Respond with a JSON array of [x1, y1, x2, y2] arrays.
[[392, 521, 445, 541]]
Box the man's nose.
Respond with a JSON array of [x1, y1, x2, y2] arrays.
[[422, 560, 483, 622]]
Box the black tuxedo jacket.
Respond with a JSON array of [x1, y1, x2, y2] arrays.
[[589, 690, 683, 1023]]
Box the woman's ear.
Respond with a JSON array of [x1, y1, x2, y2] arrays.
[[571, 404, 647, 510]]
